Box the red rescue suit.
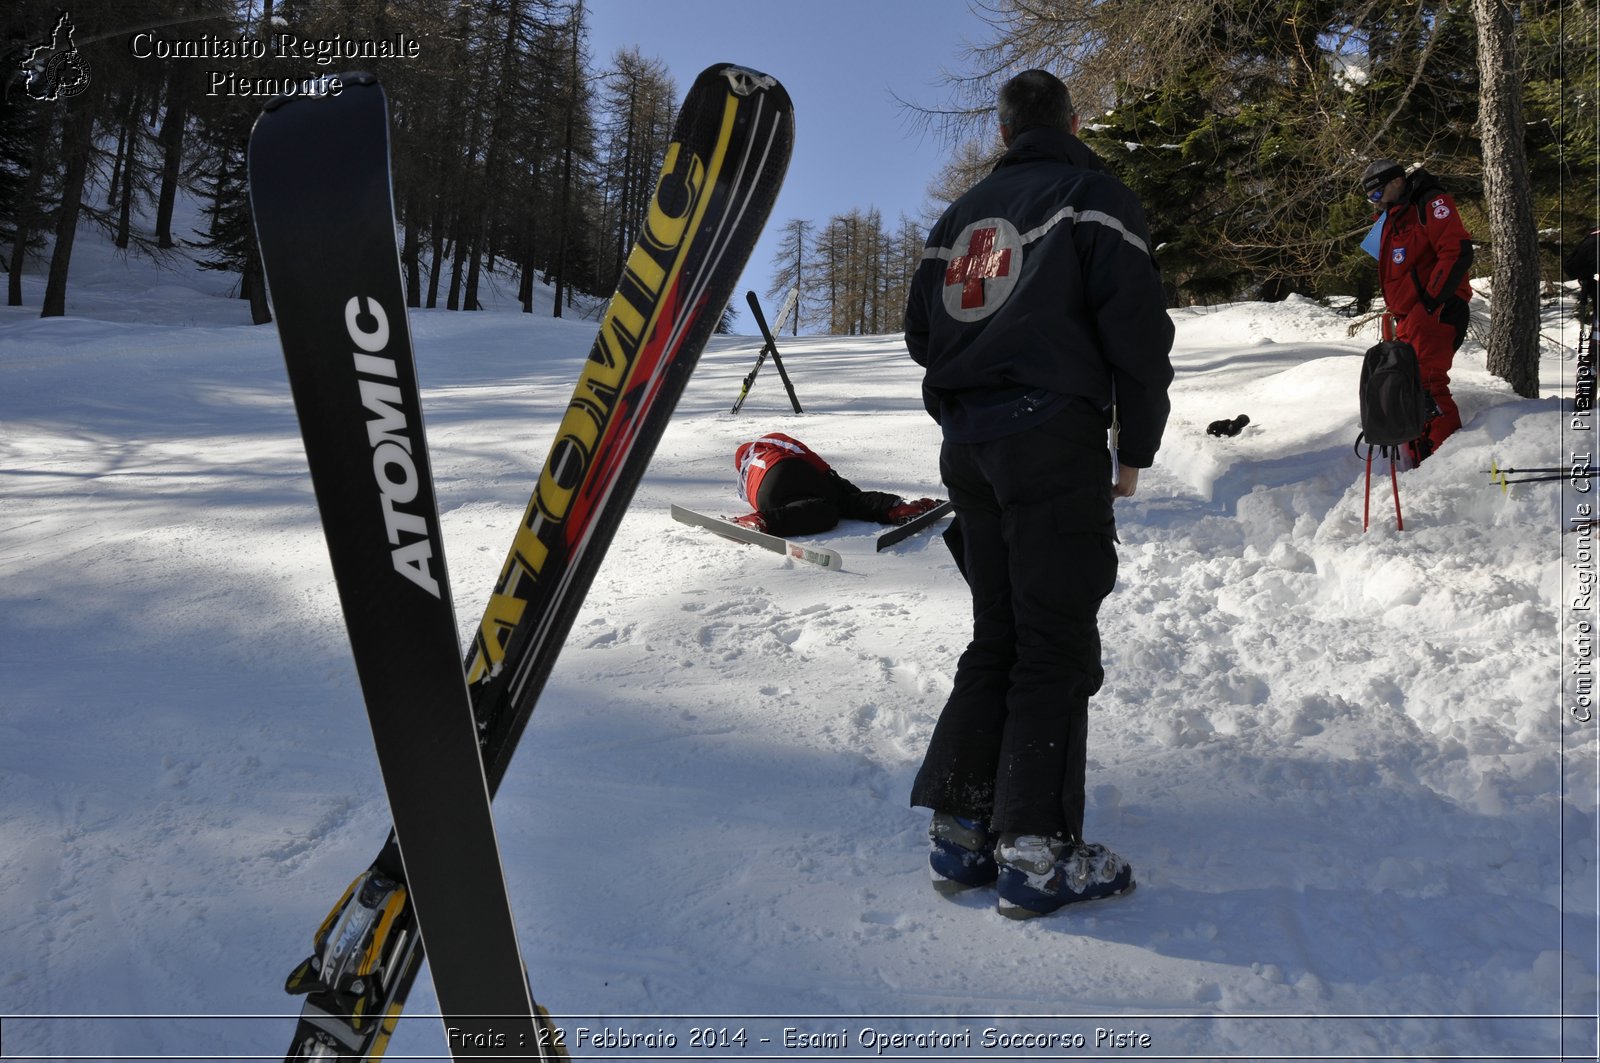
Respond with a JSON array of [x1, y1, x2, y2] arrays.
[[1376, 172, 1474, 454]]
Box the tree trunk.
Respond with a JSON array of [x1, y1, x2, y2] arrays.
[[1472, 0, 1540, 398], [446, 220, 468, 310], [427, 229, 446, 308], [114, 87, 141, 250], [8, 113, 56, 307], [244, 243, 271, 324], [553, 10, 580, 318], [464, 228, 483, 310], [553, 96, 574, 317], [402, 197, 422, 308], [41, 107, 94, 318], [107, 95, 129, 211], [155, 70, 190, 249]]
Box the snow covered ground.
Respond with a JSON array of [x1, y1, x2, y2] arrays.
[[2, 221, 1597, 1061]]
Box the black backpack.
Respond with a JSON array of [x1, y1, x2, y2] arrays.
[[1358, 339, 1429, 448]]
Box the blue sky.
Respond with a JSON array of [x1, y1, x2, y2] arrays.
[[586, 0, 992, 333]]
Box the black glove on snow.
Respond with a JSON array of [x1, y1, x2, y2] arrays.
[[1206, 414, 1250, 437]]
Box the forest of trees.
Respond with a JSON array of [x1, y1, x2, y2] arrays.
[[1, 0, 1595, 391], [765, 211, 929, 337], [764, 0, 1594, 394], [0, 0, 676, 323]]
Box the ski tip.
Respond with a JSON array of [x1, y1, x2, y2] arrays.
[[786, 543, 844, 571], [703, 63, 785, 98]]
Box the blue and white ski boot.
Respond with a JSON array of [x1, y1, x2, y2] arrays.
[[928, 812, 999, 895], [995, 834, 1135, 918]]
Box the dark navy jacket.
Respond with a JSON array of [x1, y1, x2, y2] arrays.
[[904, 127, 1174, 467]]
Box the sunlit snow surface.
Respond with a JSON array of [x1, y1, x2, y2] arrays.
[[1, 215, 1594, 1060]]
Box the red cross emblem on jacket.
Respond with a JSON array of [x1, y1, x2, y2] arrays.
[[938, 217, 1023, 321], [946, 227, 1012, 309]]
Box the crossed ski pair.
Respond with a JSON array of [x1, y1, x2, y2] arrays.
[[249, 67, 793, 1062], [730, 287, 802, 414]]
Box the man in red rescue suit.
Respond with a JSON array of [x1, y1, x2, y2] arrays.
[[1361, 159, 1474, 463], [731, 433, 938, 537], [903, 70, 1174, 917]]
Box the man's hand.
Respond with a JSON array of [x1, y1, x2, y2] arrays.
[[1114, 465, 1141, 499]]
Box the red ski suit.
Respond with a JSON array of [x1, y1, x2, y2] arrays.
[[732, 433, 905, 537], [733, 433, 831, 507], [1376, 176, 1474, 452]]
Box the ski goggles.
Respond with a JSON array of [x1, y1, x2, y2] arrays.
[[1361, 163, 1405, 201]]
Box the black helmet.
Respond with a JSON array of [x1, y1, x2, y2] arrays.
[[1361, 159, 1406, 195]]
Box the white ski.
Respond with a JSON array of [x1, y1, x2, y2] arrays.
[[670, 504, 844, 571]]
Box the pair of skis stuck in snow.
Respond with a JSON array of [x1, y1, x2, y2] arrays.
[[249, 66, 793, 1061], [730, 286, 802, 414]]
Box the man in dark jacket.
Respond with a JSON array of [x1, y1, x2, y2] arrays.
[[903, 69, 1174, 918], [1361, 159, 1474, 463]]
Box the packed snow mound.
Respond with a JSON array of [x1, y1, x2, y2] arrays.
[[0, 242, 1594, 1060]]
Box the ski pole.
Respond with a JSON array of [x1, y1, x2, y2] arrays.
[[1497, 473, 1593, 485], [1486, 466, 1593, 475]]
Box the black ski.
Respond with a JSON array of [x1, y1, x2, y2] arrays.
[[463, 62, 794, 787], [259, 63, 793, 1062], [744, 289, 803, 413], [250, 74, 544, 1061], [875, 499, 954, 551]]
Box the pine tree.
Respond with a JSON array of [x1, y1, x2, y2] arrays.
[[188, 99, 269, 324], [2, 97, 55, 307], [768, 218, 811, 333], [595, 47, 675, 290]]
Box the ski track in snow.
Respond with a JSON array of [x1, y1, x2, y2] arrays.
[[0, 226, 1595, 1060]]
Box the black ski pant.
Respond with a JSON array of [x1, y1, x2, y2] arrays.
[[910, 405, 1117, 841], [756, 460, 900, 538]]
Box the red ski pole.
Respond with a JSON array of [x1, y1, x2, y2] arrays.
[[1390, 451, 1404, 531]]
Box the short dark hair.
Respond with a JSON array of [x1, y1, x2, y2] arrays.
[[998, 69, 1075, 134]]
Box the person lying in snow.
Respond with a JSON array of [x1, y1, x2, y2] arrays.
[[731, 433, 940, 537]]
